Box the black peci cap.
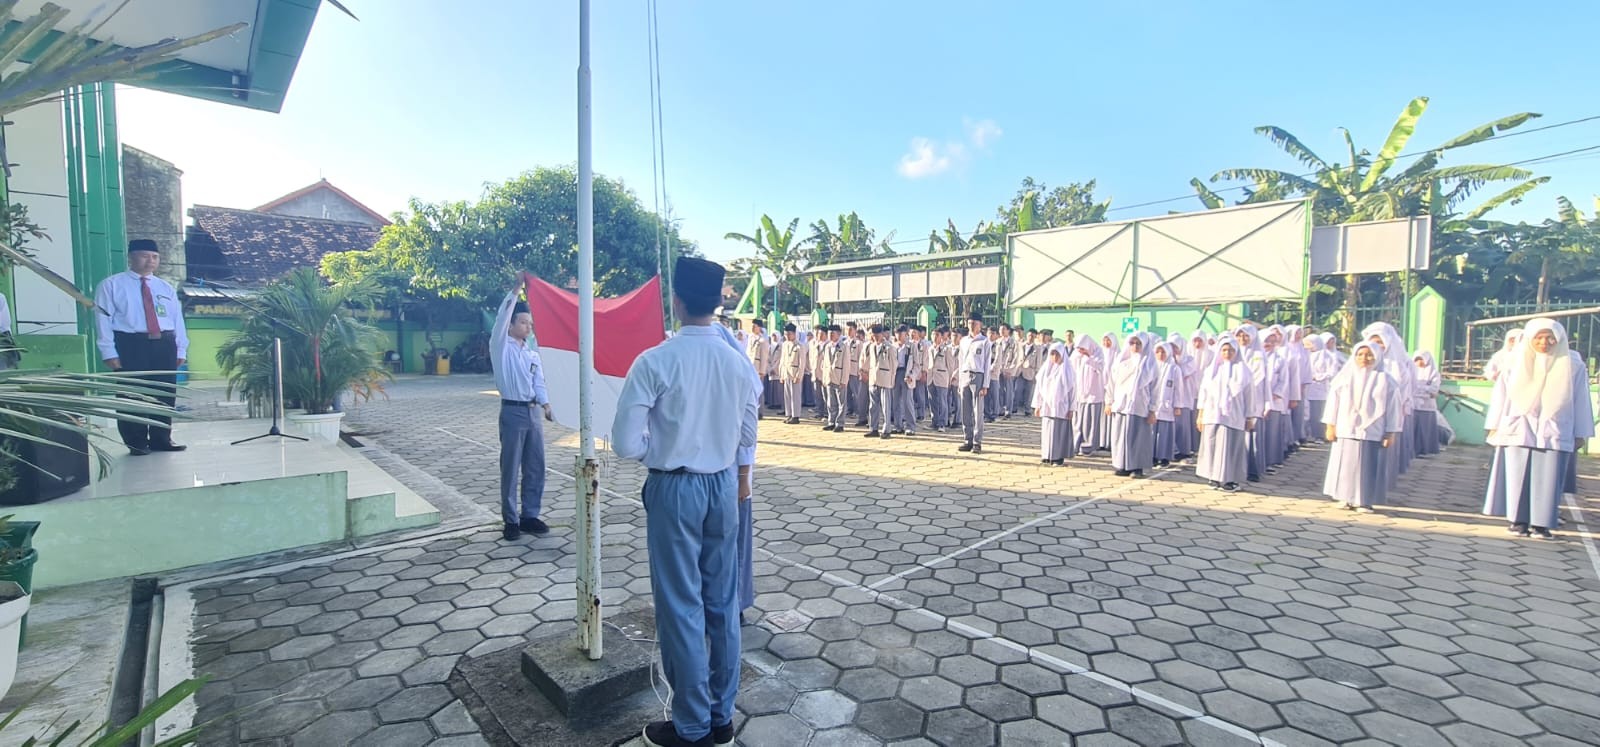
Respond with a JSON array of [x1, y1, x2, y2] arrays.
[[128, 239, 159, 254], [673, 256, 725, 305]]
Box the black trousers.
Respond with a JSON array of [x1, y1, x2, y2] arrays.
[[113, 331, 178, 448]]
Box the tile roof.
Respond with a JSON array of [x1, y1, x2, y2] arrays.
[[253, 179, 391, 225], [187, 205, 382, 285]]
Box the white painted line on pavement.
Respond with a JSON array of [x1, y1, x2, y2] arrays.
[[756, 546, 1280, 746], [1562, 494, 1600, 586], [865, 467, 1176, 590]]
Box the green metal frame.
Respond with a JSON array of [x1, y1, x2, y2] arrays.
[[3, 0, 323, 114], [64, 83, 127, 369]]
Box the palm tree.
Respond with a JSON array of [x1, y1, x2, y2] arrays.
[[1195, 97, 1546, 333], [725, 215, 812, 316], [216, 269, 391, 415]]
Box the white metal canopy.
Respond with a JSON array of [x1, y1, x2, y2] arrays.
[[1007, 200, 1311, 308]]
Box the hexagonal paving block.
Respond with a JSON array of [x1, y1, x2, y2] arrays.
[[853, 699, 925, 741], [1036, 692, 1106, 734], [792, 689, 858, 729]]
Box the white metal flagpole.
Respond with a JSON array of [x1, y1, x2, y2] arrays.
[[575, 0, 604, 660]]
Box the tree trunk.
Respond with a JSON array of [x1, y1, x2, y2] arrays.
[[1342, 273, 1361, 340], [1537, 256, 1551, 310]]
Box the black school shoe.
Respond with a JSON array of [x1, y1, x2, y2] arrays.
[[502, 524, 521, 541], [643, 720, 713, 747], [970, 444, 982, 454], [1508, 523, 1530, 537], [150, 442, 188, 452], [864, 431, 880, 438], [520, 517, 550, 536], [1532, 527, 1555, 540], [958, 443, 973, 452]]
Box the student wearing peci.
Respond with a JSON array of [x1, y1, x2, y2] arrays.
[[490, 275, 554, 541], [614, 257, 759, 747]]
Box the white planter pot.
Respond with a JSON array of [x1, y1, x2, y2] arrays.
[[0, 582, 29, 701], [286, 411, 345, 444]]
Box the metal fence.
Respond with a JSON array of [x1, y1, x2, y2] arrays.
[[1442, 301, 1600, 375]]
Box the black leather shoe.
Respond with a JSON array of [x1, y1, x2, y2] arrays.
[[128, 446, 152, 456], [503, 524, 522, 541], [880, 433, 892, 439], [712, 721, 735, 745], [643, 720, 713, 747], [958, 443, 973, 452], [971, 445, 982, 454], [864, 431, 879, 438], [150, 443, 187, 452], [520, 517, 550, 536]]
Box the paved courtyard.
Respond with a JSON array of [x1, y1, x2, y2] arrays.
[[172, 375, 1600, 746]]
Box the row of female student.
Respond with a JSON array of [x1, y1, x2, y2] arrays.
[[1479, 320, 1593, 539], [1033, 322, 1450, 501]]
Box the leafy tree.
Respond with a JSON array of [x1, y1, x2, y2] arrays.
[[997, 178, 1111, 230], [807, 212, 896, 266], [725, 215, 811, 315], [321, 167, 692, 317], [1495, 197, 1600, 308], [1194, 97, 1545, 332]]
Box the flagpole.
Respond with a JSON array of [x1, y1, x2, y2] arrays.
[[575, 0, 604, 660]]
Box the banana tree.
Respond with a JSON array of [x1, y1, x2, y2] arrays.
[[1194, 97, 1545, 336], [725, 215, 812, 316]]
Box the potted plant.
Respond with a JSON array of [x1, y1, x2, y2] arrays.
[[216, 268, 391, 443], [0, 580, 25, 700]]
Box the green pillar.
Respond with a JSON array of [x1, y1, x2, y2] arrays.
[[62, 84, 128, 371], [1405, 286, 1446, 358]]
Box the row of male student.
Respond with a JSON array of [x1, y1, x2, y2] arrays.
[[740, 316, 1050, 452]]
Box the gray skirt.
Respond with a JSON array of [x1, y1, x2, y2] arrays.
[[1306, 399, 1326, 437], [1042, 416, 1073, 461], [1324, 437, 1387, 508], [1153, 419, 1176, 461], [1197, 423, 1247, 484], [1110, 412, 1155, 471], [1413, 412, 1441, 456], [1486, 446, 1569, 528], [1173, 410, 1196, 457], [1077, 401, 1104, 455]]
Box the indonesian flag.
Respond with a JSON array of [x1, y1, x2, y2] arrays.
[[523, 274, 666, 441]]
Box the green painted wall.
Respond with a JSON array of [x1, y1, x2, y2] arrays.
[[1018, 304, 1249, 340], [179, 316, 480, 379], [1440, 378, 1597, 453], [11, 472, 347, 589], [11, 334, 90, 372]]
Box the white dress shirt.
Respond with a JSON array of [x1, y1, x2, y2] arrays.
[[0, 292, 11, 335], [489, 290, 549, 404], [93, 271, 188, 360], [612, 325, 760, 473], [957, 336, 993, 389]]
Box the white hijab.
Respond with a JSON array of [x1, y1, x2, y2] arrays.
[[1036, 342, 1073, 413], [1413, 350, 1441, 391], [1509, 318, 1575, 416], [1331, 341, 1388, 433], [1202, 338, 1250, 419]]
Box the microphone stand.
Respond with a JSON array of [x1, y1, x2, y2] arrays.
[[195, 280, 307, 445]]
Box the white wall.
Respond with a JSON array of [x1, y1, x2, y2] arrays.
[[6, 98, 78, 336]]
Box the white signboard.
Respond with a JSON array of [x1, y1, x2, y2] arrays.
[[1009, 200, 1310, 308], [1309, 216, 1432, 275]]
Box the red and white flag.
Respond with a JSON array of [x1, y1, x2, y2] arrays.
[[523, 274, 665, 441]]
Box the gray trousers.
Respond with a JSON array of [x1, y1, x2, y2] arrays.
[[893, 375, 916, 433], [914, 381, 929, 420], [961, 383, 985, 445], [869, 385, 892, 433], [812, 378, 828, 417], [498, 403, 546, 525], [783, 379, 803, 418], [998, 375, 1016, 415], [851, 379, 868, 424], [931, 385, 951, 428], [826, 383, 846, 428]]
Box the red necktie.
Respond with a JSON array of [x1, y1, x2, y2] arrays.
[[141, 277, 162, 338]]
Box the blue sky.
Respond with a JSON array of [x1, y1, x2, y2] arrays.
[[119, 0, 1600, 266]]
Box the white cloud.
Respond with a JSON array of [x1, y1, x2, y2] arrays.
[[966, 118, 1002, 149], [896, 119, 1001, 179], [897, 137, 954, 179]]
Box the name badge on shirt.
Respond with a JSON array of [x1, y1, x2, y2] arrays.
[[155, 303, 167, 317]]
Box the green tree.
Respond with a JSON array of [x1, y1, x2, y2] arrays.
[[725, 215, 811, 315], [1194, 97, 1546, 331], [321, 167, 692, 311], [997, 178, 1111, 230], [806, 212, 896, 266], [1498, 197, 1600, 308]]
